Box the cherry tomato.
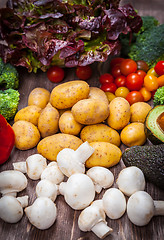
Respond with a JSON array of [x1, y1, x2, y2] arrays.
[[136, 70, 147, 80], [99, 73, 114, 84], [136, 60, 149, 72], [154, 61, 164, 76], [110, 57, 124, 68], [126, 91, 144, 105], [47, 66, 65, 83], [111, 65, 122, 78], [120, 59, 137, 76], [126, 73, 144, 91], [139, 87, 151, 102], [100, 82, 117, 93], [144, 74, 159, 91], [151, 90, 157, 99], [76, 65, 92, 80], [114, 75, 126, 87], [115, 87, 129, 98], [147, 68, 158, 77], [157, 75, 164, 87], [105, 92, 116, 102]]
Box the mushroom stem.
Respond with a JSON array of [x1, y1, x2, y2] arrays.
[[13, 162, 27, 173], [17, 195, 29, 208], [91, 221, 113, 239], [75, 141, 94, 164], [154, 201, 164, 215]]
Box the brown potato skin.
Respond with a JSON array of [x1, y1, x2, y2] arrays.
[[12, 120, 40, 150], [50, 80, 90, 109], [80, 124, 120, 146], [14, 105, 42, 126], [88, 87, 109, 104], [130, 102, 152, 123], [37, 133, 83, 161], [28, 88, 50, 109]]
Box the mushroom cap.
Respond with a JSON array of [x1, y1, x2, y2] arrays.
[[127, 191, 154, 226], [87, 166, 114, 193], [59, 173, 95, 210], [116, 166, 145, 196], [25, 197, 57, 230], [0, 170, 27, 195], [0, 195, 23, 223], [41, 162, 64, 184], [26, 154, 47, 180], [102, 188, 126, 219], [36, 179, 58, 201], [78, 204, 106, 231]]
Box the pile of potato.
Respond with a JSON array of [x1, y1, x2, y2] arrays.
[[12, 80, 152, 168]]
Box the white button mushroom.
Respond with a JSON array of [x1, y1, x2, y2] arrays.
[[41, 162, 64, 185], [78, 200, 113, 239], [86, 166, 114, 193], [0, 170, 27, 196], [57, 141, 94, 177], [127, 191, 164, 226], [36, 179, 59, 202], [59, 173, 95, 210], [102, 188, 126, 219], [25, 197, 57, 230], [0, 195, 28, 223], [13, 154, 47, 180], [116, 166, 145, 196]]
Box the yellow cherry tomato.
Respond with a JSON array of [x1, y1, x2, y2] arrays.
[[144, 74, 159, 91], [147, 68, 159, 77], [157, 75, 164, 87], [115, 87, 130, 98], [105, 92, 116, 102], [139, 87, 151, 102]]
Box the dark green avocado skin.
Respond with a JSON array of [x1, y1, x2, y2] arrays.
[[122, 144, 164, 189]]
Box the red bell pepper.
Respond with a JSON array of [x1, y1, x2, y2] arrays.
[[0, 114, 15, 164]]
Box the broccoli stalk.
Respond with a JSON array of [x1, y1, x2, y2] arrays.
[[153, 86, 164, 107], [0, 89, 20, 121]]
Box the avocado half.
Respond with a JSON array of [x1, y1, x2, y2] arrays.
[[145, 105, 164, 144]]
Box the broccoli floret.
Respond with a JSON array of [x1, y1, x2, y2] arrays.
[[0, 89, 20, 121], [153, 86, 164, 107], [0, 63, 19, 89], [0, 58, 5, 74], [128, 24, 164, 68], [137, 16, 159, 34]]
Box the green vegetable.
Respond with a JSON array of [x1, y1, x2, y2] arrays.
[[122, 144, 164, 189], [0, 89, 20, 121], [119, 16, 164, 68], [0, 60, 19, 89], [153, 86, 164, 106]]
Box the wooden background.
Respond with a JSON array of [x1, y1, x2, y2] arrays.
[[0, 0, 164, 240]]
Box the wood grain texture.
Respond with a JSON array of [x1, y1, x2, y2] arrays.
[[0, 0, 164, 239]]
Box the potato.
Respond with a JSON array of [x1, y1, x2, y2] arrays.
[[107, 97, 130, 130], [88, 87, 109, 104], [120, 122, 146, 147], [50, 80, 90, 109], [85, 142, 122, 168], [14, 105, 42, 126], [130, 102, 152, 123], [37, 133, 83, 161], [28, 88, 50, 109], [80, 124, 120, 146], [72, 99, 109, 125], [59, 110, 83, 136], [12, 120, 40, 150], [38, 103, 60, 138]]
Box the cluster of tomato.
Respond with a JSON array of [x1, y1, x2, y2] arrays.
[[99, 58, 164, 105]]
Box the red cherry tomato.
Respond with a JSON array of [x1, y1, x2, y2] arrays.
[[99, 73, 114, 84], [47, 66, 65, 83], [100, 82, 117, 93], [76, 65, 92, 80], [154, 61, 164, 76], [136, 70, 147, 80], [110, 57, 124, 68], [126, 91, 144, 105], [120, 59, 137, 76], [126, 73, 144, 91], [111, 65, 122, 78], [114, 75, 126, 87]]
